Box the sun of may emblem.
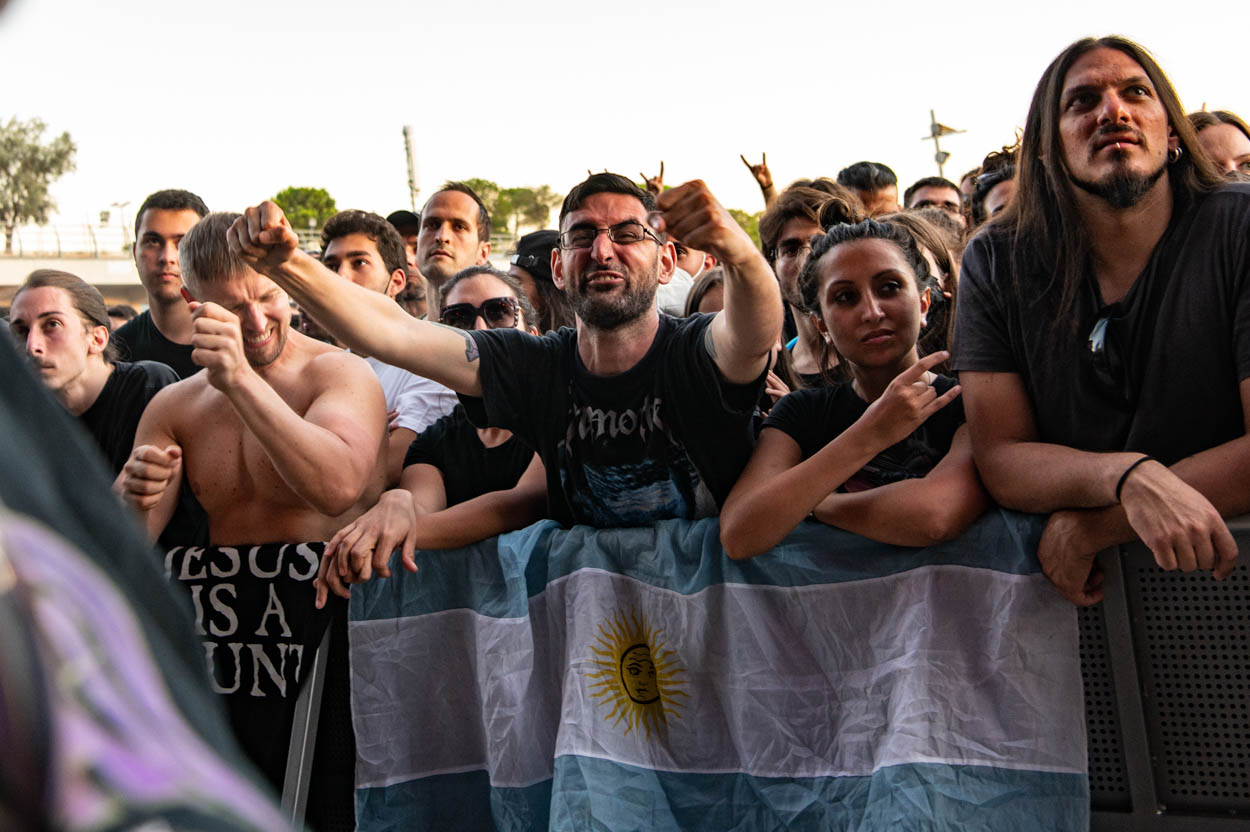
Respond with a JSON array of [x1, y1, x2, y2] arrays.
[[587, 610, 688, 738]]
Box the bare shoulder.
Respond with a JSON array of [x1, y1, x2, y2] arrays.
[[304, 341, 377, 387], [145, 371, 214, 419]]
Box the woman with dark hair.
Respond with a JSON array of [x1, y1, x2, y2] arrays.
[[509, 229, 576, 332], [719, 220, 986, 559], [1188, 110, 1250, 177]]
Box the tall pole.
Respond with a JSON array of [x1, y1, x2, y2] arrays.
[[930, 110, 946, 178], [402, 125, 418, 212], [924, 110, 964, 179]]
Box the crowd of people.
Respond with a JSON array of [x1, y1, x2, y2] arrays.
[[5, 34, 1250, 829]]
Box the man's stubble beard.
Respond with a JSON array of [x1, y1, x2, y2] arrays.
[[1069, 154, 1168, 210], [569, 257, 660, 331]]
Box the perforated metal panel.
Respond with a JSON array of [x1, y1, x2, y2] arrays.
[[1124, 558, 1250, 815], [1080, 602, 1133, 811]]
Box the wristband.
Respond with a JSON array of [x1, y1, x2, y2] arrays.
[[1115, 455, 1156, 503]]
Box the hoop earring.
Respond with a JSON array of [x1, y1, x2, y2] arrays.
[[1168, 146, 1183, 164]]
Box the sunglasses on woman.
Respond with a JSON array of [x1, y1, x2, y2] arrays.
[[439, 296, 520, 330]]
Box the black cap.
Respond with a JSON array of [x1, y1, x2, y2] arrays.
[[511, 230, 559, 284], [386, 209, 421, 231]]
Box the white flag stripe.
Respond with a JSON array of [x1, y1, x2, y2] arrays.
[[351, 564, 1084, 790]]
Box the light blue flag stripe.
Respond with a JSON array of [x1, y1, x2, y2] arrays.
[[351, 509, 1049, 623], [357, 757, 1088, 832]]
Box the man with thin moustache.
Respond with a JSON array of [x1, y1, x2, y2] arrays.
[[224, 173, 782, 588], [111, 189, 208, 378], [952, 36, 1250, 604], [117, 212, 387, 829], [321, 209, 457, 484], [415, 182, 492, 319]]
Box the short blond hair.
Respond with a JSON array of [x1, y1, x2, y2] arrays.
[[178, 211, 249, 295]]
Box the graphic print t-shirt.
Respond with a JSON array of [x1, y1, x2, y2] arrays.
[[763, 375, 964, 491], [461, 314, 764, 528]]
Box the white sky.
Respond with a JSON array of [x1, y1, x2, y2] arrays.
[[0, 0, 1242, 228]]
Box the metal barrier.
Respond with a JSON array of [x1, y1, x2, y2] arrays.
[[1085, 520, 1250, 830]]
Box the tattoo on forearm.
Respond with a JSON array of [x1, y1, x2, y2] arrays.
[[431, 322, 480, 362]]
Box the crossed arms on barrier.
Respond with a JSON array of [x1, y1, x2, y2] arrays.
[[960, 371, 1248, 605]]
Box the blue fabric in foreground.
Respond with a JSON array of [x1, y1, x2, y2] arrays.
[[356, 757, 1087, 832]]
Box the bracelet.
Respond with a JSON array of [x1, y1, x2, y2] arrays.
[[1115, 455, 1156, 503]]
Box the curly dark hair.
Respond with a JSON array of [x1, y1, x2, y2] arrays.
[[320, 210, 408, 277]]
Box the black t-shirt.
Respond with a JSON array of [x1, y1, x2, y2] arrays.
[[80, 361, 178, 473], [460, 314, 765, 528], [403, 405, 533, 507], [78, 360, 210, 549], [112, 309, 200, 379], [952, 183, 1250, 463], [763, 375, 964, 491], [166, 543, 353, 831]]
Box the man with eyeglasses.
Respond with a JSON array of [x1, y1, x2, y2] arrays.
[[904, 176, 966, 229], [227, 172, 781, 553], [321, 209, 457, 484], [951, 36, 1250, 604]]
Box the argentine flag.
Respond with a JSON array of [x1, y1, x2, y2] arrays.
[[348, 510, 1088, 830]]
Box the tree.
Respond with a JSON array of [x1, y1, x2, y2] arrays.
[[447, 180, 561, 237], [497, 185, 563, 236], [728, 208, 763, 249], [460, 178, 501, 217], [272, 186, 337, 231], [0, 117, 76, 254]]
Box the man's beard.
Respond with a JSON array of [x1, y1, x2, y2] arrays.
[[569, 264, 658, 330], [245, 325, 287, 368], [1070, 156, 1168, 210]]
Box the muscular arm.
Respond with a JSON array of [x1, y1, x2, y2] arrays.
[[119, 386, 184, 541], [812, 426, 989, 546], [229, 202, 483, 395], [225, 352, 386, 515]]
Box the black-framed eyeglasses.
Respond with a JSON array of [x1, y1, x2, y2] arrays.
[[558, 220, 660, 250], [439, 296, 520, 330]]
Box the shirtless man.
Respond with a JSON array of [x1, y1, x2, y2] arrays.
[[117, 211, 386, 828], [120, 210, 387, 543]]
